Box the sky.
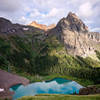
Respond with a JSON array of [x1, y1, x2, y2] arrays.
[[0, 0, 100, 32]]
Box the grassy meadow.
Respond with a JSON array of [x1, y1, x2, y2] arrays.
[[18, 94, 100, 100]]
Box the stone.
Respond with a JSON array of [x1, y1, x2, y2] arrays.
[[79, 86, 100, 95], [48, 12, 100, 58]]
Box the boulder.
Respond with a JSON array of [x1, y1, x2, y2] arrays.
[[79, 86, 100, 95]]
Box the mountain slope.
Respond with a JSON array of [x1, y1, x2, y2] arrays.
[[48, 12, 100, 58], [0, 16, 100, 86], [0, 17, 44, 36]]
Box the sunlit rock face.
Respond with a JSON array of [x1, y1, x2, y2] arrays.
[[29, 21, 56, 31], [49, 12, 100, 57]]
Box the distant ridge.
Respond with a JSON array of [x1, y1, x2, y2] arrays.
[[0, 17, 44, 36], [29, 21, 56, 31]]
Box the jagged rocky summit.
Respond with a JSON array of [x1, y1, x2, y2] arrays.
[[49, 12, 100, 58]]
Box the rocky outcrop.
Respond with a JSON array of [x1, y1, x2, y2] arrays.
[[0, 17, 13, 33], [29, 21, 56, 31], [57, 12, 89, 33], [79, 86, 100, 95], [0, 17, 44, 36], [49, 12, 100, 57]]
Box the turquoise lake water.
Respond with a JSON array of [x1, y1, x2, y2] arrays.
[[10, 78, 83, 100]]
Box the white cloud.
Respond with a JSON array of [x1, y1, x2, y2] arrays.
[[41, 8, 65, 18], [0, 0, 21, 12], [18, 16, 31, 24], [0, 0, 100, 31], [78, 2, 93, 18], [45, 8, 59, 17], [84, 20, 94, 24], [29, 9, 41, 18], [91, 27, 100, 32]]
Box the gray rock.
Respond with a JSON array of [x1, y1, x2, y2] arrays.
[[49, 12, 100, 57], [79, 86, 100, 95], [0, 17, 44, 36]]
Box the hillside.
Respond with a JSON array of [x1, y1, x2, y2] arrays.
[[0, 13, 100, 87]]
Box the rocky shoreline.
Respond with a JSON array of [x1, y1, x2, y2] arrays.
[[79, 86, 100, 95]]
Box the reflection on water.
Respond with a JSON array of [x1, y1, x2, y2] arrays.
[[10, 78, 83, 100]]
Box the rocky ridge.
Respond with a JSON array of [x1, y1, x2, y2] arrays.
[[49, 12, 100, 57], [29, 21, 56, 31], [0, 17, 44, 36]]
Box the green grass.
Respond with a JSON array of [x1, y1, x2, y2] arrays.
[[18, 94, 100, 100]]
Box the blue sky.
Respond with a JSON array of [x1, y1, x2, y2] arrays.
[[0, 0, 100, 32]]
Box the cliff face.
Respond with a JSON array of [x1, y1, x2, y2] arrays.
[[29, 21, 56, 31], [50, 12, 100, 57]]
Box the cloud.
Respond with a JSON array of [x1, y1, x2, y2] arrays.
[[18, 16, 28, 24], [41, 8, 65, 19], [0, 0, 21, 12], [0, 0, 100, 32], [43, 8, 59, 18], [29, 9, 41, 18], [78, 2, 93, 18], [91, 27, 100, 32], [84, 20, 94, 24]]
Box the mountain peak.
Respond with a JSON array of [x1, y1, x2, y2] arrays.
[[50, 12, 100, 57], [29, 21, 56, 31], [66, 12, 88, 32], [56, 12, 88, 33], [67, 12, 79, 19], [31, 21, 39, 25]]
